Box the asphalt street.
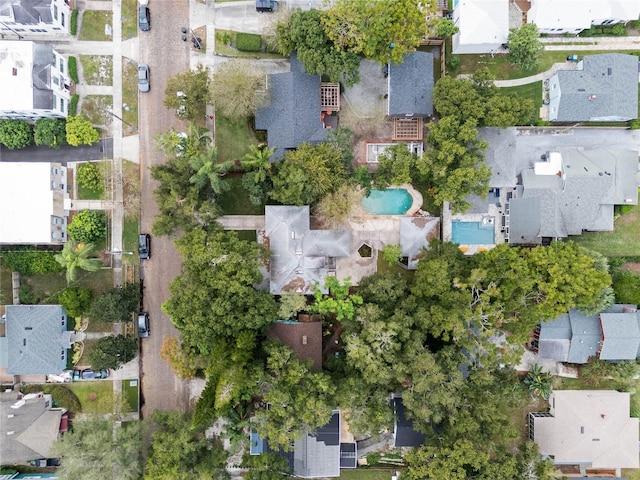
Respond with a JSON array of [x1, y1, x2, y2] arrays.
[[138, 0, 191, 416], [0, 138, 113, 163]]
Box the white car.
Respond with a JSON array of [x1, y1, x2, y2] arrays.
[[139, 0, 148, 5]]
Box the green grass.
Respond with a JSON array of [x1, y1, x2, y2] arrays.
[[79, 55, 113, 86], [78, 182, 104, 200], [81, 95, 113, 127], [77, 338, 99, 365], [571, 206, 640, 257], [499, 82, 543, 122], [458, 49, 640, 80], [233, 230, 257, 242], [375, 251, 415, 284], [123, 216, 139, 258], [78, 11, 113, 41], [340, 469, 398, 480], [215, 113, 258, 163], [214, 29, 283, 59], [67, 381, 114, 414], [217, 176, 265, 215], [121, 379, 139, 412], [122, 59, 138, 136], [23, 268, 113, 306], [121, 0, 137, 40], [0, 264, 13, 305]]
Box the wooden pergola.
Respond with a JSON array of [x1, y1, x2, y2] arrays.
[[393, 117, 423, 141], [320, 83, 340, 111]]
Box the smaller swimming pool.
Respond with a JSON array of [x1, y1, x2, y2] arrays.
[[451, 221, 495, 245], [361, 188, 413, 215]]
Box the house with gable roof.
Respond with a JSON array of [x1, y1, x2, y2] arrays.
[[529, 390, 639, 476], [0, 0, 71, 38], [547, 54, 639, 122], [1, 305, 72, 376]]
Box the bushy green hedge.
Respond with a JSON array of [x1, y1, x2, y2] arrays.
[[0, 247, 64, 276], [22, 384, 82, 413], [236, 33, 262, 52], [68, 56, 79, 83], [76, 162, 103, 191], [612, 269, 640, 305], [67, 210, 107, 243], [69, 94, 79, 116], [70, 10, 78, 36]]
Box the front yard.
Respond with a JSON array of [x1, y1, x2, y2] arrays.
[[67, 381, 114, 414], [571, 206, 640, 257]]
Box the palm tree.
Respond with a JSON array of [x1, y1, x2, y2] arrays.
[[55, 241, 103, 283], [241, 144, 275, 183], [188, 147, 234, 195]]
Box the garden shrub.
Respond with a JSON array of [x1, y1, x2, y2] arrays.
[[76, 162, 102, 191], [0, 247, 64, 276], [68, 56, 79, 83], [0, 119, 33, 150], [22, 384, 82, 413], [34, 118, 68, 148], [59, 287, 93, 318], [19, 284, 45, 305], [70, 10, 78, 36], [612, 269, 640, 305], [236, 32, 261, 52], [67, 210, 107, 243], [630, 119, 640, 130], [69, 94, 79, 116]]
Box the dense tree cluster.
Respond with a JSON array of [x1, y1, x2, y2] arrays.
[[508, 23, 544, 71]]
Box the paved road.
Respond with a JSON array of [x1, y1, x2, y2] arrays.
[[0, 138, 113, 163], [139, 0, 191, 416]]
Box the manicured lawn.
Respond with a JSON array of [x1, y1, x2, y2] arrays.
[[78, 183, 104, 200], [121, 59, 139, 136], [122, 379, 139, 412], [571, 206, 640, 257], [123, 215, 140, 262], [214, 29, 283, 58], [340, 469, 398, 480], [121, 0, 138, 40], [215, 113, 258, 163], [79, 55, 113, 86], [217, 176, 266, 215], [24, 268, 113, 308], [233, 230, 257, 242], [499, 82, 543, 120], [78, 11, 113, 41], [67, 381, 114, 414]]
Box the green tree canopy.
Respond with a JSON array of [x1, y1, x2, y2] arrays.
[[66, 115, 100, 146], [34, 118, 68, 148], [277, 9, 361, 86], [372, 143, 420, 190], [89, 282, 141, 323], [189, 148, 233, 194], [270, 142, 348, 206], [164, 64, 212, 121], [54, 241, 102, 283], [0, 119, 33, 149], [311, 276, 363, 322], [211, 60, 270, 120], [59, 287, 92, 319], [67, 210, 107, 243], [508, 23, 544, 70], [323, 0, 438, 65], [163, 227, 277, 352], [76, 162, 103, 191], [89, 334, 138, 370]]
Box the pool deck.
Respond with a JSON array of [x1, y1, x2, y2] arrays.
[[442, 199, 506, 255]]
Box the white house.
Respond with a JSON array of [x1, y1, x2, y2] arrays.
[[0, 0, 71, 38], [452, 0, 509, 54], [528, 0, 640, 35], [0, 41, 71, 120], [0, 162, 70, 245]]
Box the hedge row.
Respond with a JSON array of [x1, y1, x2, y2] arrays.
[[68, 56, 79, 84], [69, 94, 79, 116]]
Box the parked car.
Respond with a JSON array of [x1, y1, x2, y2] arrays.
[[138, 0, 148, 4], [139, 233, 151, 259], [567, 54, 579, 62], [138, 312, 150, 338], [138, 6, 150, 31], [137, 64, 150, 93], [95, 369, 110, 379], [81, 369, 96, 380], [256, 0, 278, 12], [72, 369, 81, 381]]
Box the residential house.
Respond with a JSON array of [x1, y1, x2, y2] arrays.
[[529, 390, 639, 476], [387, 51, 433, 141], [451, 0, 509, 54], [392, 396, 426, 448], [527, 0, 640, 35], [268, 319, 323, 371], [0, 162, 70, 245], [399, 216, 440, 269], [1, 305, 73, 375], [255, 54, 336, 161], [0, 40, 71, 120], [263, 206, 351, 295], [547, 54, 639, 122], [0, 389, 68, 465], [537, 304, 640, 364], [445, 128, 640, 249], [0, 0, 71, 38]]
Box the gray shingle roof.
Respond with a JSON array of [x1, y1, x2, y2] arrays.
[[264, 206, 350, 295], [388, 51, 434, 117], [567, 309, 601, 364], [293, 411, 340, 478], [3, 0, 54, 25], [478, 127, 517, 188], [255, 55, 327, 161], [550, 53, 639, 122], [599, 312, 640, 360], [508, 197, 542, 245], [6, 305, 71, 374], [538, 313, 572, 362], [399, 216, 440, 269]]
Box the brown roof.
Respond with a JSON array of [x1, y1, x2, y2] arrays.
[[268, 321, 323, 370]]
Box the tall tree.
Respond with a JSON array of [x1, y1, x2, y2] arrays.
[[0, 119, 33, 149], [164, 64, 212, 121], [508, 23, 544, 71], [34, 118, 67, 148], [276, 9, 361, 86], [89, 283, 141, 323], [89, 334, 138, 370], [54, 241, 103, 283], [323, 0, 438, 65], [240, 144, 275, 206], [65, 115, 100, 146], [211, 60, 270, 120], [372, 143, 420, 190], [188, 148, 234, 195]]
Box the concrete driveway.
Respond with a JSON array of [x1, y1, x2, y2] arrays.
[[138, 0, 191, 416]]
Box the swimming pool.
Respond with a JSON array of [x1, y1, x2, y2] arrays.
[[361, 188, 413, 215], [451, 221, 495, 245]]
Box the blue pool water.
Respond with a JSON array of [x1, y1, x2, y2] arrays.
[[361, 189, 413, 215], [451, 221, 495, 245]]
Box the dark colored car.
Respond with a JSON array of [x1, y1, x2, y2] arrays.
[[256, 0, 278, 12], [95, 369, 110, 379], [81, 369, 96, 380], [138, 6, 150, 31], [139, 233, 151, 259], [138, 312, 150, 338], [137, 64, 150, 93]]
